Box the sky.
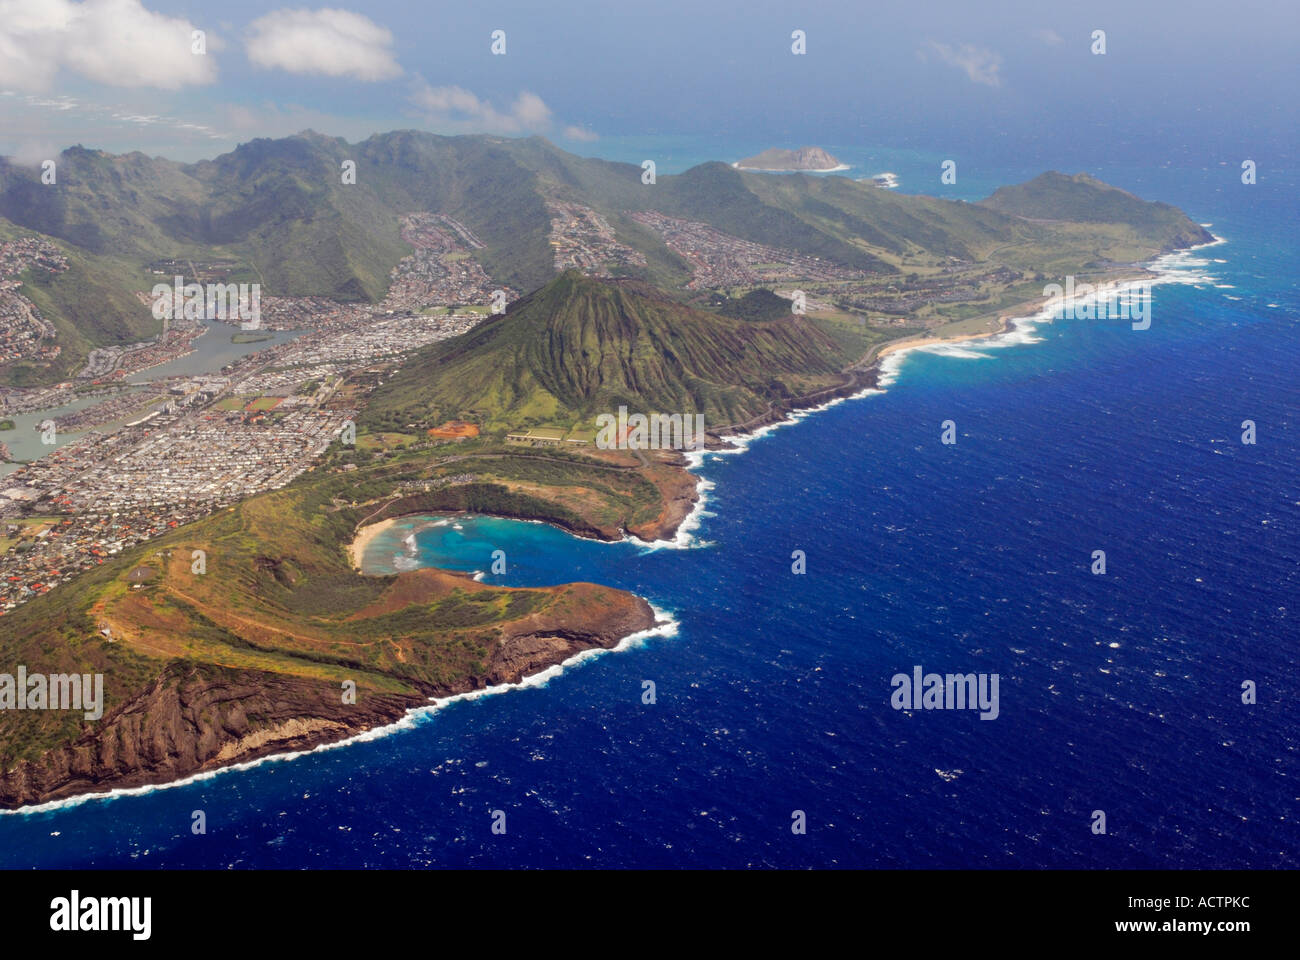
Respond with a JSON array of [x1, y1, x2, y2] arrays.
[[0, 0, 1295, 167]]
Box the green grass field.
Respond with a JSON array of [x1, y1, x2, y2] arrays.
[[0, 518, 55, 555]]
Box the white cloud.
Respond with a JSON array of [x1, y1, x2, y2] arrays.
[[510, 92, 552, 130], [1035, 28, 1064, 47], [410, 80, 554, 134], [919, 41, 1004, 87], [0, 0, 217, 91], [562, 125, 599, 142], [246, 8, 401, 81]]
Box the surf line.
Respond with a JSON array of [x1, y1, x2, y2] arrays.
[[4, 608, 679, 817]]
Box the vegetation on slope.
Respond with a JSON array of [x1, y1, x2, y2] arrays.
[[364, 271, 853, 432], [979, 171, 1215, 249], [0, 438, 672, 783], [0, 134, 1212, 385]]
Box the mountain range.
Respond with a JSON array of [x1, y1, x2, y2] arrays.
[[0, 131, 1211, 385]]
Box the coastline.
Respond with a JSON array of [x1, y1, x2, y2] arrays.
[[671, 241, 1221, 546], [626, 255, 1204, 546], [701, 309, 1027, 442], [847, 263, 1184, 377], [4, 239, 1221, 817], [0, 564, 665, 812], [3, 605, 679, 817], [873, 324, 1014, 362]]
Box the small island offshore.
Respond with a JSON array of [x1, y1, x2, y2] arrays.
[[734, 145, 848, 172]]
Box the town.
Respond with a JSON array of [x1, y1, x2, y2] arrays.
[[0, 215, 505, 613], [0, 200, 1015, 614], [0, 238, 66, 367]]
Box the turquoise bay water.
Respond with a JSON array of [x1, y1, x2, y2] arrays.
[[362, 514, 643, 585]]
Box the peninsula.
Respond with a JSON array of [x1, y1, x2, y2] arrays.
[[0, 131, 1212, 809]]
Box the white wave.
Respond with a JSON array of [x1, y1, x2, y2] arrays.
[[630, 384, 888, 552], [4, 606, 681, 817], [421, 605, 679, 712], [867, 234, 1226, 392], [623, 475, 714, 551], [1146, 233, 1227, 286], [861, 172, 899, 189], [921, 345, 993, 359]]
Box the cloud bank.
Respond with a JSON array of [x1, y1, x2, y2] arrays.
[[246, 8, 402, 81], [0, 0, 216, 91]]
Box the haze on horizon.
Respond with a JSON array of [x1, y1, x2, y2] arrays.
[[0, 0, 1295, 171]]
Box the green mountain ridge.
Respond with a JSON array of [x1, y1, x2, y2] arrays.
[[364, 270, 853, 433], [0, 133, 1213, 385], [979, 171, 1214, 247]]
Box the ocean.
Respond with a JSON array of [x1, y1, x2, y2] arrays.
[[0, 154, 1294, 869]]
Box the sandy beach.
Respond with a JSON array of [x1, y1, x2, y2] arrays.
[[873, 325, 1012, 362], [348, 516, 398, 570], [862, 268, 1155, 369]]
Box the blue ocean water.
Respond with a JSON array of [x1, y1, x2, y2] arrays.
[[1, 159, 1295, 868]]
